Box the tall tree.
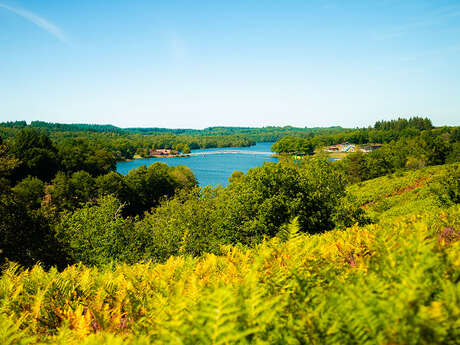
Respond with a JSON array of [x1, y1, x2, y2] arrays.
[[10, 128, 59, 182]]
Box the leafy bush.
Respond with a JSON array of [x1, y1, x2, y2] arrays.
[[56, 196, 136, 266], [131, 158, 366, 262]]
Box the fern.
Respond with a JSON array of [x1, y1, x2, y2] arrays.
[[276, 217, 301, 242], [0, 314, 35, 345], [0, 205, 458, 344]]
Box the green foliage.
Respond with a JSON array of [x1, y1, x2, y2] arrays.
[[336, 128, 459, 183], [271, 137, 314, 154], [55, 157, 440, 267], [0, 144, 20, 192], [9, 127, 59, 182], [129, 157, 366, 262], [58, 139, 116, 176], [430, 164, 460, 204], [1, 118, 458, 271], [0, 144, 20, 180], [1, 121, 351, 162], [0, 206, 458, 344], [228, 170, 244, 184], [0, 190, 65, 268], [1, 119, 459, 345], [12, 176, 45, 209], [346, 163, 460, 222], [276, 217, 301, 242], [44, 163, 197, 216], [271, 119, 458, 173], [182, 143, 191, 154], [374, 116, 433, 131], [0, 313, 36, 345], [446, 142, 460, 163], [47, 172, 97, 211], [124, 163, 196, 216], [135, 187, 223, 259], [56, 195, 134, 266], [405, 155, 427, 169], [95, 172, 132, 205]]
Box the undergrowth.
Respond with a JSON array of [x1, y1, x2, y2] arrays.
[[347, 163, 459, 221], [0, 205, 459, 344]]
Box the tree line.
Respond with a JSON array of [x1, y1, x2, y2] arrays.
[[1, 121, 352, 160], [271, 117, 458, 154], [271, 117, 460, 184]]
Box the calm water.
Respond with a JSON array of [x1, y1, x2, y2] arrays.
[[116, 142, 278, 187]]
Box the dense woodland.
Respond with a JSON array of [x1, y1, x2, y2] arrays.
[[0, 118, 459, 344], [0, 121, 348, 160], [272, 117, 458, 152], [272, 117, 460, 181]]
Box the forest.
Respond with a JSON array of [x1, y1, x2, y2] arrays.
[[0, 121, 350, 160], [272, 117, 459, 152], [0, 118, 459, 344]]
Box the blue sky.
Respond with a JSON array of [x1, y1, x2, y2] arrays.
[[0, 0, 459, 128]]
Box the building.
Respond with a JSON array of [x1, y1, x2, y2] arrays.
[[149, 148, 172, 156], [326, 142, 356, 153], [327, 145, 341, 152]]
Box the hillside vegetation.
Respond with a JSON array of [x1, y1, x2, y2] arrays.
[[0, 118, 459, 344], [347, 163, 460, 221], [0, 164, 459, 344]]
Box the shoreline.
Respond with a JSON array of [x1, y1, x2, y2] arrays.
[[118, 142, 277, 163], [122, 154, 191, 161], [119, 143, 259, 162]]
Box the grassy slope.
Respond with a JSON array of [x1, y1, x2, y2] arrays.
[[0, 165, 459, 344], [347, 164, 458, 221]]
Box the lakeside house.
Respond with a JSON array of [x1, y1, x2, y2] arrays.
[[327, 145, 341, 152], [326, 142, 356, 153], [149, 148, 173, 156], [325, 142, 383, 154]]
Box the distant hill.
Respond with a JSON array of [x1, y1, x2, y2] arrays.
[[0, 121, 121, 133], [1, 121, 347, 139]]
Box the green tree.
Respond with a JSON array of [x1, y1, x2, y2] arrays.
[[0, 143, 20, 192], [182, 144, 191, 154], [10, 128, 59, 182], [69, 171, 97, 204], [124, 163, 196, 216], [170, 165, 197, 190], [58, 139, 116, 176], [341, 152, 369, 183], [12, 176, 45, 209], [56, 195, 135, 266], [0, 190, 66, 268], [95, 171, 132, 206], [228, 170, 244, 184]]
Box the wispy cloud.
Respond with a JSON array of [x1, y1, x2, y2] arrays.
[[0, 3, 69, 44]]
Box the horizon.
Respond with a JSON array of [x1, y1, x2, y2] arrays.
[[1, 1, 459, 128], [0, 118, 352, 129], [1, 117, 447, 131]]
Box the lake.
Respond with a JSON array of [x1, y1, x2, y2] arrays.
[[116, 142, 278, 187]]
